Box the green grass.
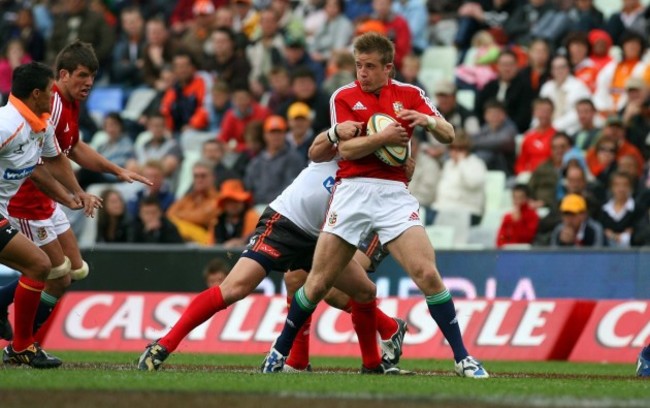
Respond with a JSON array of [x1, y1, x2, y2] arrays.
[[1, 351, 649, 406]]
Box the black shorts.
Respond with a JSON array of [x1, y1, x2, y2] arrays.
[[241, 208, 318, 274], [357, 232, 390, 273], [0, 215, 18, 253]]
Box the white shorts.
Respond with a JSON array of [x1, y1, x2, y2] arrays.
[[8, 205, 71, 247], [322, 178, 422, 246]]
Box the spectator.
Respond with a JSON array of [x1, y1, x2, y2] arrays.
[[79, 113, 137, 188], [179, 0, 218, 59], [202, 139, 240, 188], [496, 184, 540, 247], [96, 189, 131, 243], [232, 0, 261, 41], [617, 154, 644, 197], [504, 0, 555, 46], [207, 80, 233, 131], [550, 193, 604, 247], [455, 30, 499, 91], [134, 113, 183, 179], [142, 16, 176, 87], [294, 0, 328, 46], [528, 132, 573, 209], [600, 171, 641, 247], [435, 80, 480, 136], [432, 131, 487, 226], [408, 136, 440, 208], [594, 30, 647, 116], [371, 0, 411, 69], [244, 115, 305, 204], [169, 0, 226, 37], [211, 179, 259, 247], [586, 134, 619, 184], [0, 8, 45, 62], [572, 98, 602, 151], [127, 160, 176, 218], [585, 116, 645, 177], [454, 0, 519, 52], [204, 28, 251, 91], [309, 0, 353, 64], [167, 161, 220, 244], [323, 50, 356, 97], [282, 32, 325, 86], [539, 54, 592, 134], [0, 39, 31, 100], [270, 0, 303, 36], [393, 0, 428, 55], [230, 120, 266, 178], [471, 99, 517, 175], [565, 32, 599, 93], [519, 38, 552, 96], [606, 0, 648, 45], [161, 51, 209, 133], [620, 77, 649, 155], [111, 6, 146, 87], [396, 54, 427, 91], [263, 66, 294, 114], [476, 50, 535, 133], [559, 161, 605, 217], [131, 196, 184, 244], [279, 67, 331, 134], [625, 96, 650, 159], [515, 98, 556, 176], [587, 29, 613, 74], [203, 258, 231, 287], [246, 8, 285, 97], [566, 0, 605, 34], [48, 0, 115, 69], [218, 86, 271, 153], [286, 102, 316, 162]]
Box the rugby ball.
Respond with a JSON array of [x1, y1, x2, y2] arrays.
[[366, 113, 408, 166]]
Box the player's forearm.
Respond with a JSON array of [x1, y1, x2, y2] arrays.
[[426, 117, 455, 145], [41, 155, 84, 196], [308, 131, 337, 163], [30, 165, 79, 208], [70, 141, 123, 175], [337, 133, 387, 160]]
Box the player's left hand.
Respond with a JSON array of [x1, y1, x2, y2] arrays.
[[397, 109, 429, 128], [117, 169, 153, 186], [77, 192, 103, 217]]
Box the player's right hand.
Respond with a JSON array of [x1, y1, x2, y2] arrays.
[[77, 192, 103, 218], [336, 121, 364, 141], [381, 123, 409, 146]]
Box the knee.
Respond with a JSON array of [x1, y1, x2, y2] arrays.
[[411, 264, 445, 294], [305, 278, 330, 303], [31, 255, 52, 281], [351, 282, 376, 304]]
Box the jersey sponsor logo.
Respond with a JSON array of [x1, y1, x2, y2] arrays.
[[327, 211, 338, 226], [3, 165, 36, 181], [322, 176, 335, 194], [352, 101, 367, 111]]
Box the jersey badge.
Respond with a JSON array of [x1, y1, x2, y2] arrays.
[[327, 211, 338, 226], [393, 101, 403, 114], [37, 227, 48, 241]]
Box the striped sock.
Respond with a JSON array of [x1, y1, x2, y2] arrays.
[[426, 289, 468, 363], [274, 287, 317, 356]]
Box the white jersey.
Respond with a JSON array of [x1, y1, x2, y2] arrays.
[[270, 160, 338, 238], [0, 96, 60, 216]]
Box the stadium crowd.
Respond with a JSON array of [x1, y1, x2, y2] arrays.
[[2, 0, 650, 248]]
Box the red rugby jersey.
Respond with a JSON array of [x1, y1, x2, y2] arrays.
[[8, 84, 81, 220], [331, 79, 442, 183]]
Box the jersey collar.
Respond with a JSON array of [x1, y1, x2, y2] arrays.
[[8, 94, 49, 133]]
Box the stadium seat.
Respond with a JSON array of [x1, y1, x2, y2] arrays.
[[456, 89, 475, 111], [424, 225, 455, 249], [433, 208, 471, 247], [419, 46, 458, 95], [484, 170, 507, 211], [86, 87, 125, 126], [175, 151, 202, 199], [121, 88, 157, 121], [77, 183, 112, 247], [594, 0, 622, 19], [467, 225, 498, 249]]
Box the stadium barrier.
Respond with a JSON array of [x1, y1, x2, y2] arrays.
[[49, 245, 650, 300], [1, 293, 645, 363]]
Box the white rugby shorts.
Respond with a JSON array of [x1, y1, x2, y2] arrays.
[[321, 177, 422, 246], [9, 204, 71, 247]]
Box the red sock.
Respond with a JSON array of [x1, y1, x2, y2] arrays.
[[13, 276, 45, 351], [376, 308, 398, 340], [286, 315, 311, 369], [159, 286, 225, 352], [351, 299, 381, 369]]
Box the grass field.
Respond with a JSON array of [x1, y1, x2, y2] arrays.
[[1, 351, 649, 408]]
